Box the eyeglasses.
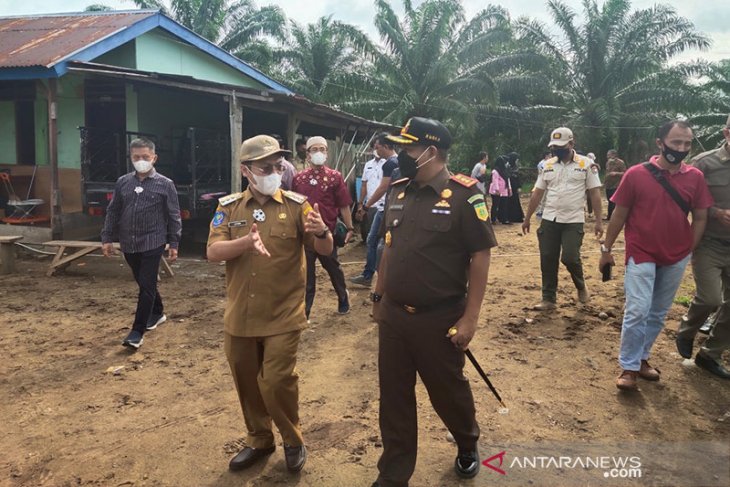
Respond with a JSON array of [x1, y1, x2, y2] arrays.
[[247, 162, 286, 175], [308, 147, 327, 153]]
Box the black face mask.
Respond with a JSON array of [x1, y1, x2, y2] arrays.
[[397, 148, 432, 179], [661, 143, 689, 165], [551, 147, 571, 160]]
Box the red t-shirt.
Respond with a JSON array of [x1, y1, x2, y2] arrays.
[[611, 161, 713, 265], [292, 165, 352, 231]]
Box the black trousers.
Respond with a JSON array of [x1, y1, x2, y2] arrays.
[[305, 247, 347, 313], [124, 245, 165, 334], [490, 194, 509, 223], [606, 187, 617, 220]]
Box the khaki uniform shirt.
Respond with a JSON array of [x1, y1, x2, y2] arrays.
[[382, 168, 498, 308], [692, 143, 730, 240], [207, 189, 314, 337], [536, 154, 602, 223], [604, 157, 626, 189]]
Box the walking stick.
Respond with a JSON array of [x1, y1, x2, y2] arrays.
[[449, 327, 507, 409]]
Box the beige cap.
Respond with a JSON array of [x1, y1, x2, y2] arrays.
[[306, 136, 327, 150], [548, 127, 574, 147], [239, 135, 290, 162]]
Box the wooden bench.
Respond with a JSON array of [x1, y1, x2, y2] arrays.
[[0, 236, 23, 275], [43, 241, 175, 278]]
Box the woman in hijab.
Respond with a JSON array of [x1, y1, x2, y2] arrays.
[[488, 155, 511, 224], [505, 152, 525, 223]]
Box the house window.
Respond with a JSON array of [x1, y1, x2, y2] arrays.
[[0, 81, 37, 165]]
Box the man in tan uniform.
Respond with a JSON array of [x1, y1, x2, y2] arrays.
[[207, 135, 333, 472], [676, 115, 730, 379]]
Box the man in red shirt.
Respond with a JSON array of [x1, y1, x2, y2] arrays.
[[292, 136, 355, 318], [599, 120, 713, 391]]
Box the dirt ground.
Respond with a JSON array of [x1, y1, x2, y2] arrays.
[[1, 208, 729, 487]]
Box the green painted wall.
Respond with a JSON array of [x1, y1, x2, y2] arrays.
[[135, 30, 266, 89], [0, 100, 16, 164], [56, 75, 85, 169], [34, 92, 48, 165], [94, 41, 136, 69]]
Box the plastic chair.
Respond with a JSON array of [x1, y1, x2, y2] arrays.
[[0, 169, 48, 224]]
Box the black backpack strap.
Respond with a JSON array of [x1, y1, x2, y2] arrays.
[[642, 162, 690, 215]]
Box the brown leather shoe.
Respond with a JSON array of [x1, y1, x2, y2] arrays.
[[616, 370, 638, 390], [229, 446, 275, 471], [284, 444, 307, 472], [638, 360, 660, 381], [577, 288, 589, 304], [533, 300, 557, 311]]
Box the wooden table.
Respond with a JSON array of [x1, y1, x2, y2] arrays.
[[43, 241, 175, 278], [0, 236, 23, 275]]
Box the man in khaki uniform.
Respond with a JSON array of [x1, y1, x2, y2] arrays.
[[522, 127, 603, 309], [676, 115, 730, 379], [207, 135, 333, 472], [371, 117, 498, 486]]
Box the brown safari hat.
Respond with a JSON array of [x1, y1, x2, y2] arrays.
[[239, 134, 290, 162]]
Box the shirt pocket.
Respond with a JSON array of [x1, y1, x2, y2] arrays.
[[706, 168, 730, 188], [385, 207, 404, 228], [569, 169, 586, 182], [421, 213, 452, 233], [269, 221, 296, 240], [542, 171, 557, 183]]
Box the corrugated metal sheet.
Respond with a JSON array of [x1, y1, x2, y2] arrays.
[[0, 11, 156, 68]]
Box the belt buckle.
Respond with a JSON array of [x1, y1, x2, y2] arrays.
[[403, 304, 417, 314]]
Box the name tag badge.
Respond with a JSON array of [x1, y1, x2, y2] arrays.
[[134, 186, 143, 194], [389, 204, 404, 210], [228, 220, 248, 228]]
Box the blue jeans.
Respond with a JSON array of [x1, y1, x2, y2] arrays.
[[364, 210, 384, 279], [619, 255, 690, 371]]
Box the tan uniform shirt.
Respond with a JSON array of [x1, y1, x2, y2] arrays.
[[207, 189, 314, 337], [604, 157, 627, 190], [536, 154, 602, 223], [382, 168, 498, 308], [693, 143, 730, 240]]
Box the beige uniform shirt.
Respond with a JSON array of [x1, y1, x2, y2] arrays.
[[693, 143, 730, 240], [536, 154, 602, 223], [207, 189, 314, 337]]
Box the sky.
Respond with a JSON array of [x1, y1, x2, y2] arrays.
[[0, 0, 728, 62]]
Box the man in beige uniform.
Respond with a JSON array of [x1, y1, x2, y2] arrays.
[[676, 115, 730, 379], [207, 135, 333, 472]]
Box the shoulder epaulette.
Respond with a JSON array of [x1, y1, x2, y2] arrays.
[[390, 177, 410, 186], [450, 174, 477, 188], [218, 192, 243, 206], [282, 190, 308, 204]]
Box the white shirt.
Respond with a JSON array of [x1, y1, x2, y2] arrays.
[[471, 162, 487, 193], [362, 157, 385, 210], [535, 154, 601, 223]]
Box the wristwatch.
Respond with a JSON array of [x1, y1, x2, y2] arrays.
[[370, 292, 383, 303], [601, 244, 611, 253], [315, 228, 331, 239]]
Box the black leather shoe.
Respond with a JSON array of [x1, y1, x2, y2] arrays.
[[229, 446, 275, 471], [695, 353, 730, 379], [676, 336, 694, 359], [284, 444, 307, 472], [455, 448, 480, 479]]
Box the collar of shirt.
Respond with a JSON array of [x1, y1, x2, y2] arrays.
[[133, 169, 159, 181], [242, 188, 284, 206], [407, 167, 450, 194], [721, 142, 730, 161], [648, 159, 690, 174]]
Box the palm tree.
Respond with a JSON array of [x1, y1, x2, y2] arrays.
[[131, 1, 286, 70], [85, 4, 114, 11], [341, 0, 545, 135], [516, 0, 710, 160], [692, 60, 730, 150], [274, 16, 377, 103]]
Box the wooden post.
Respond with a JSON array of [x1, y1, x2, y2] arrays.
[[48, 78, 62, 239], [229, 92, 243, 193], [0, 237, 22, 275]]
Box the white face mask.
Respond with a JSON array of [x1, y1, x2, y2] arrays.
[[310, 152, 327, 166], [133, 159, 153, 173], [250, 171, 282, 196]]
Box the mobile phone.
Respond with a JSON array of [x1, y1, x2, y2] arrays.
[[601, 263, 612, 282]]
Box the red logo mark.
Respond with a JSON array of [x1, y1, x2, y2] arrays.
[[483, 451, 507, 475]]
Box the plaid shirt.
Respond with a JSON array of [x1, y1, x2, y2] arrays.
[[101, 170, 182, 253]]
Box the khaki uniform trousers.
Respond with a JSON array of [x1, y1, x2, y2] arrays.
[[224, 330, 304, 448], [376, 297, 479, 487], [677, 238, 730, 360]]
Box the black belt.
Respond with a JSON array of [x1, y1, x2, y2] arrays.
[[389, 295, 465, 314]]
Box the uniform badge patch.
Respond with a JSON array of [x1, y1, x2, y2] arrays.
[[440, 188, 453, 199], [397, 192, 405, 200], [278, 213, 287, 220], [228, 220, 247, 228], [385, 230, 392, 247], [591, 164, 599, 174], [253, 209, 266, 222], [302, 201, 313, 216], [435, 200, 451, 208], [473, 201, 489, 221], [212, 211, 225, 227], [467, 194, 485, 204]]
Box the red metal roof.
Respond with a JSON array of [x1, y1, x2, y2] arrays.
[[0, 11, 156, 68]]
